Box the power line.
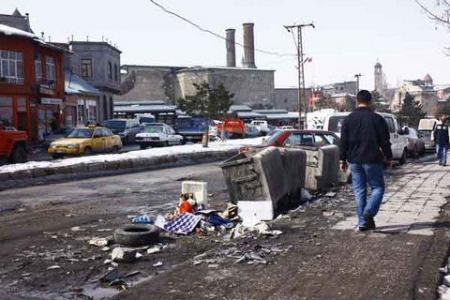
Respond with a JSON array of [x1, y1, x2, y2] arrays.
[[149, 0, 296, 58]]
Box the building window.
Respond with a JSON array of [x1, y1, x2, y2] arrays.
[[107, 62, 112, 80], [46, 56, 56, 83], [35, 54, 42, 83], [114, 64, 118, 82], [81, 59, 92, 78], [0, 50, 24, 84]]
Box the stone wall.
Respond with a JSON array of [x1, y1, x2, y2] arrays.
[[120, 65, 184, 103], [119, 65, 275, 108]]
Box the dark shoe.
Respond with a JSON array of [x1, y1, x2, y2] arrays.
[[358, 226, 369, 232], [439, 162, 443, 166], [363, 214, 376, 230]]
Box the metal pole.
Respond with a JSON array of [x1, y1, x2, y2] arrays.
[[284, 23, 315, 130], [296, 29, 302, 129]]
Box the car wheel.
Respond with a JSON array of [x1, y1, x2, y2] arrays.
[[114, 224, 159, 247], [178, 139, 183, 145], [140, 145, 146, 150], [164, 141, 169, 147], [112, 146, 120, 153], [84, 147, 92, 156], [52, 154, 61, 160], [9, 145, 27, 164], [399, 149, 407, 165]]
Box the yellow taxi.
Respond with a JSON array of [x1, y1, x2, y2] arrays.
[[48, 126, 123, 159]]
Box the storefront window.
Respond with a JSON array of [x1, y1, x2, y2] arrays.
[[0, 50, 24, 84], [0, 96, 13, 125]]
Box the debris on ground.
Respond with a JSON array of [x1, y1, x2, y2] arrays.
[[111, 247, 143, 263], [47, 265, 62, 270], [131, 215, 154, 224], [153, 261, 163, 267], [193, 242, 292, 266], [88, 237, 110, 247]]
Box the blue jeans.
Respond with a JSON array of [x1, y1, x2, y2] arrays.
[[350, 162, 385, 227], [436, 144, 448, 165]]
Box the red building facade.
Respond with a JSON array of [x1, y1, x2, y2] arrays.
[[0, 25, 64, 141]]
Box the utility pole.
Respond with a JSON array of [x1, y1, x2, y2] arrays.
[[284, 23, 315, 129]]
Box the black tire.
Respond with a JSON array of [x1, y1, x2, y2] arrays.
[[164, 141, 169, 147], [52, 154, 61, 160], [140, 144, 146, 150], [399, 149, 407, 165], [112, 145, 120, 153], [114, 224, 159, 247], [10, 145, 27, 164], [84, 147, 92, 155]]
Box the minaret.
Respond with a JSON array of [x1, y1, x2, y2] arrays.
[[374, 61, 383, 92]]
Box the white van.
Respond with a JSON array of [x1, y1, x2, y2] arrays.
[[418, 118, 438, 151], [250, 120, 269, 134], [323, 112, 409, 164]]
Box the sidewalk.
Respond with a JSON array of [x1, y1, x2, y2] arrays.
[[115, 160, 450, 300]]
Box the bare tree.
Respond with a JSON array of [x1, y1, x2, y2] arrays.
[[415, 0, 450, 26]]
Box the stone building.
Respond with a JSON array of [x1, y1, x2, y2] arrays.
[[389, 74, 438, 116], [68, 41, 121, 121], [118, 23, 275, 108]]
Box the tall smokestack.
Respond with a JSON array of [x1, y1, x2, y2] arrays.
[[225, 28, 236, 67], [243, 23, 256, 68]]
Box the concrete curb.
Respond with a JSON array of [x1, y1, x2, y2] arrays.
[[0, 149, 238, 191]]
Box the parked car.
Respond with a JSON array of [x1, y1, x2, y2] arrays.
[[323, 112, 409, 164], [135, 123, 183, 149], [405, 127, 425, 157], [48, 126, 122, 159], [240, 129, 340, 153], [250, 120, 269, 135], [103, 119, 141, 145], [245, 124, 261, 138], [418, 118, 438, 151]]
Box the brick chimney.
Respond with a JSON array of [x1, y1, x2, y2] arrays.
[[225, 28, 236, 67], [242, 23, 256, 68]]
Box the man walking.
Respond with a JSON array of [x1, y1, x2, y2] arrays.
[[339, 90, 393, 232], [433, 113, 449, 166]]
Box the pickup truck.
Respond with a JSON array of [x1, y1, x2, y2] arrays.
[[0, 121, 28, 164]]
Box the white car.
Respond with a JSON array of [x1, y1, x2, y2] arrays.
[[135, 123, 183, 149], [251, 120, 269, 134]]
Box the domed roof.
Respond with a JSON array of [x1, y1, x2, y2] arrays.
[[374, 62, 382, 68], [423, 73, 433, 82]]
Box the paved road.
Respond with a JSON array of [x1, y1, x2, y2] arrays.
[[1, 156, 449, 300]]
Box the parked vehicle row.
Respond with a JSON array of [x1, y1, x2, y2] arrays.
[[48, 126, 122, 159], [135, 123, 183, 149]]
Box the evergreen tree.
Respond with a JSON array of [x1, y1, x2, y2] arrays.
[[395, 92, 426, 127], [177, 82, 234, 119]]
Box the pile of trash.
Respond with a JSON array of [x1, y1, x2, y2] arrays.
[[130, 192, 240, 237]]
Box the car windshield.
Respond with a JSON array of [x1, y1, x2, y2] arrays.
[[262, 131, 284, 145], [418, 130, 432, 137], [67, 128, 94, 138], [106, 120, 126, 131], [142, 126, 164, 133], [328, 116, 346, 133]]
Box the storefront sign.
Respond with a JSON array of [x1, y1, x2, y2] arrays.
[[41, 98, 62, 106], [39, 84, 56, 96]]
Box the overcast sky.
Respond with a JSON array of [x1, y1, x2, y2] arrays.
[[3, 0, 450, 90]]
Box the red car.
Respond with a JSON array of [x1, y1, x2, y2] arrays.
[[240, 129, 340, 152]]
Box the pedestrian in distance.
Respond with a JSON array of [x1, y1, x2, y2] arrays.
[[433, 113, 450, 166], [339, 90, 393, 232]]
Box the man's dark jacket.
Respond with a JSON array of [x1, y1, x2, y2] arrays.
[[339, 107, 393, 164], [433, 122, 449, 147]]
